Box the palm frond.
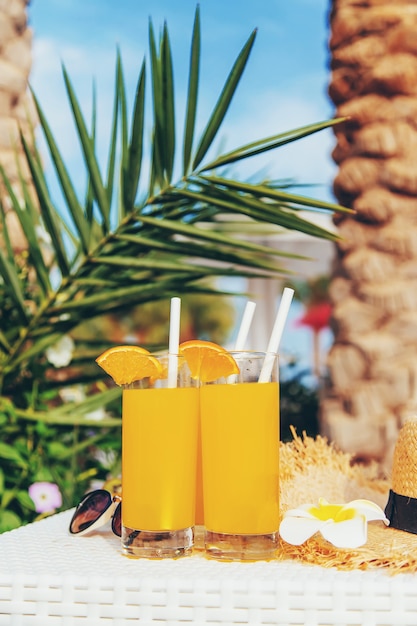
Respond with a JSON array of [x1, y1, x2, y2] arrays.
[[198, 118, 347, 172], [165, 186, 341, 241], [183, 5, 200, 175], [160, 21, 176, 182], [62, 66, 110, 231], [104, 67, 119, 214], [199, 175, 353, 215], [31, 91, 91, 254], [123, 59, 146, 212], [129, 214, 309, 258], [0, 8, 348, 412], [192, 27, 257, 170], [0, 247, 28, 326], [148, 19, 165, 191], [20, 133, 71, 276], [0, 167, 50, 294]]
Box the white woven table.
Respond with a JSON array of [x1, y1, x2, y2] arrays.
[[1, 510, 417, 626]]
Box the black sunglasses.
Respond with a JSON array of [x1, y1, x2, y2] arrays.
[[69, 489, 122, 537]]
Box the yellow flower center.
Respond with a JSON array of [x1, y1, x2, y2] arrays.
[[308, 502, 356, 522]]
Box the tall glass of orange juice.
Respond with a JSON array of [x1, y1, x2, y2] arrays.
[[200, 351, 279, 561], [121, 354, 199, 558]]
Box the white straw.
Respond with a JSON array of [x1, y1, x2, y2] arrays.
[[234, 300, 256, 351], [167, 297, 181, 388], [258, 287, 294, 383], [227, 300, 256, 383]]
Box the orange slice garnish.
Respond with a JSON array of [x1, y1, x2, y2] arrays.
[[179, 340, 239, 383], [95, 345, 163, 386]]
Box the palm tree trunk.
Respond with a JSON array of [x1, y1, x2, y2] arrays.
[[0, 0, 35, 249], [321, 0, 417, 473]]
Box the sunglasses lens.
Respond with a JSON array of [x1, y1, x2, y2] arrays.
[[112, 501, 122, 537], [69, 489, 112, 534]]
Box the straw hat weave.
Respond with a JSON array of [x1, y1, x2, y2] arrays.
[[391, 416, 417, 498], [383, 415, 417, 537], [279, 425, 417, 574]]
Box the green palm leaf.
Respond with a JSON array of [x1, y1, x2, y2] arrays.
[[149, 19, 165, 191], [31, 91, 91, 254], [160, 21, 175, 182], [183, 4, 200, 175], [117, 227, 305, 262], [104, 70, 119, 213], [167, 186, 341, 241], [0, 167, 50, 294], [200, 175, 353, 214], [62, 66, 110, 231], [123, 59, 146, 211], [19, 134, 71, 276], [192, 27, 257, 170], [0, 199, 13, 261], [0, 248, 28, 325], [115, 233, 293, 273], [130, 214, 307, 259], [0, 328, 11, 353], [198, 118, 347, 172]]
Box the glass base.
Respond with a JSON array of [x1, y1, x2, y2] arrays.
[[204, 529, 278, 561], [193, 524, 205, 552], [122, 526, 193, 559]]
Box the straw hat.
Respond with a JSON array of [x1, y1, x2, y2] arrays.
[[279, 424, 417, 574], [385, 416, 417, 534]]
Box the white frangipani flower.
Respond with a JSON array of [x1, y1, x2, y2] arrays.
[[45, 335, 74, 368], [279, 497, 389, 549]]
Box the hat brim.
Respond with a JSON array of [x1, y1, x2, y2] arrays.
[[279, 430, 417, 574], [278, 522, 417, 574]]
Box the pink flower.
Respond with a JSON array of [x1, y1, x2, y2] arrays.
[[295, 302, 332, 333], [29, 482, 63, 513]]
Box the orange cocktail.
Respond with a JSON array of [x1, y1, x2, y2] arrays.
[[95, 345, 199, 559], [177, 340, 241, 535], [121, 354, 199, 559], [122, 386, 199, 532], [200, 351, 279, 561]]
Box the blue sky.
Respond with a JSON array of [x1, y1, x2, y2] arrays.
[[28, 0, 336, 202], [27, 0, 335, 367]]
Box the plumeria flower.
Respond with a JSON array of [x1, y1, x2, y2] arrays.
[[279, 497, 389, 549], [45, 335, 74, 368], [28, 482, 63, 514]]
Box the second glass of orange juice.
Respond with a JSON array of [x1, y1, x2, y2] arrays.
[[122, 354, 199, 558], [200, 351, 279, 561]]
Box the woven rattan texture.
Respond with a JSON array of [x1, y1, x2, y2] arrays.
[[392, 416, 417, 497], [1, 511, 417, 625]]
